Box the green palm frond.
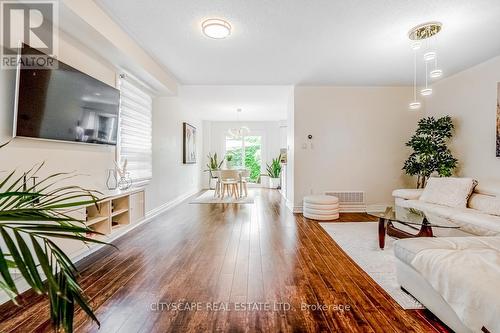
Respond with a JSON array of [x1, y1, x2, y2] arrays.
[[1, 142, 114, 332]]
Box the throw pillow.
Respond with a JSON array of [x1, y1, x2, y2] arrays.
[[419, 177, 478, 208]]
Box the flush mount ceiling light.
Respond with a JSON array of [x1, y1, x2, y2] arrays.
[[407, 21, 443, 109], [202, 19, 231, 39]]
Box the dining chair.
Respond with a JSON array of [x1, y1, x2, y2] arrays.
[[239, 169, 250, 197], [219, 170, 240, 199]]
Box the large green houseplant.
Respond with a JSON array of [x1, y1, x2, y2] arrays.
[[0, 141, 110, 332], [403, 116, 458, 188]]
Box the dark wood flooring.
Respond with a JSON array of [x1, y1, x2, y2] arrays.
[[0, 189, 450, 332]]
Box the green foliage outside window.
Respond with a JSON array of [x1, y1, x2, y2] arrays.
[[225, 136, 261, 182]]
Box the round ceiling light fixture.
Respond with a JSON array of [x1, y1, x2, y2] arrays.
[[408, 21, 442, 40], [202, 19, 231, 39]]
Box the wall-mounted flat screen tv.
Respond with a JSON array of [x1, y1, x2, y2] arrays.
[[14, 45, 120, 145]]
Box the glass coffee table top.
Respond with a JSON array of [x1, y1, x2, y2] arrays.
[[368, 206, 460, 249], [367, 206, 459, 229]]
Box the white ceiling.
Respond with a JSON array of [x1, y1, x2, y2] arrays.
[[178, 86, 292, 121], [96, 0, 500, 86]]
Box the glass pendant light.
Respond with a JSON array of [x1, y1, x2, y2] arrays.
[[420, 61, 433, 96], [409, 49, 421, 110], [430, 56, 442, 79], [423, 51, 436, 62], [228, 108, 250, 139], [408, 22, 443, 109]]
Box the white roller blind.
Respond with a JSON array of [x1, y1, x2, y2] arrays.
[[118, 77, 153, 185]]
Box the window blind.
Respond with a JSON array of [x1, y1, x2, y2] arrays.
[[118, 77, 153, 185]]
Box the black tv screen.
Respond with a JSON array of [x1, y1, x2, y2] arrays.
[[15, 45, 120, 145]]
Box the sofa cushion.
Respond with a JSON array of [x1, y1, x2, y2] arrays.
[[468, 193, 500, 216], [474, 181, 500, 196], [448, 209, 500, 236], [397, 200, 500, 236], [394, 236, 500, 265], [393, 237, 456, 265], [392, 189, 423, 200], [419, 177, 477, 208]]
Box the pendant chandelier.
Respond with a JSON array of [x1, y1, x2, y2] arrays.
[[228, 108, 250, 139], [408, 22, 443, 110]]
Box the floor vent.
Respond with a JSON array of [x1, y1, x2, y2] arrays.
[[324, 191, 366, 212]]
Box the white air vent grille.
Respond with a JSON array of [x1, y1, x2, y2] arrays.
[[324, 191, 366, 212]]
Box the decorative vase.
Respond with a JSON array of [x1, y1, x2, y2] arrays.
[[106, 169, 118, 190], [118, 172, 132, 190]]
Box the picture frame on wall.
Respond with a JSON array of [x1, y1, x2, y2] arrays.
[[183, 122, 197, 164], [497, 83, 500, 157]]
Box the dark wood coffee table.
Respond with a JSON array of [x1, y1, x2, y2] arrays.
[[368, 207, 459, 249]]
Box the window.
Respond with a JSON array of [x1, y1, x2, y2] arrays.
[[118, 77, 153, 185], [225, 135, 262, 183]]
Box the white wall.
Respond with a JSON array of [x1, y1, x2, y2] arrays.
[[146, 97, 203, 211], [201, 121, 283, 188], [426, 56, 500, 183], [293, 86, 423, 208]]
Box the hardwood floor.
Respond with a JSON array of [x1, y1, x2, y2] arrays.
[[0, 189, 450, 332]]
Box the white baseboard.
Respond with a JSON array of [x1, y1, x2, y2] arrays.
[[286, 200, 303, 213], [145, 189, 200, 221], [0, 188, 201, 306]]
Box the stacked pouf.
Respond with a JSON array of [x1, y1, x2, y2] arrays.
[[303, 195, 340, 221]]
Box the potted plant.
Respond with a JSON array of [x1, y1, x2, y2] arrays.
[[0, 141, 112, 332], [266, 154, 282, 189], [205, 153, 224, 189], [206, 152, 224, 172], [403, 116, 458, 188]]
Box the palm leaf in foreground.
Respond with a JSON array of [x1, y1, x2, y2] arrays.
[[0, 161, 115, 332]]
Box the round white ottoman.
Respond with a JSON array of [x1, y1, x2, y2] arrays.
[[303, 195, 339, 221]]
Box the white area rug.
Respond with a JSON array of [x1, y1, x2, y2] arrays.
[[320, 222, 424, 309], [190, 190, 255, 204]]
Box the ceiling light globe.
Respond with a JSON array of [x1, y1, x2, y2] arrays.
[[409, 102, 422, 110], [202, 19, 231, 39], [420, 88, 433, 96], [430, 69, 443, 79]]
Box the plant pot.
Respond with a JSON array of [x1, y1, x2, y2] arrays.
[[268, 177, 280, 189]]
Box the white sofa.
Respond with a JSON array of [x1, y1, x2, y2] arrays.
[[392, 179, 500, 332], [393, 181, 500, 237], [394, 237, 500, 333]]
